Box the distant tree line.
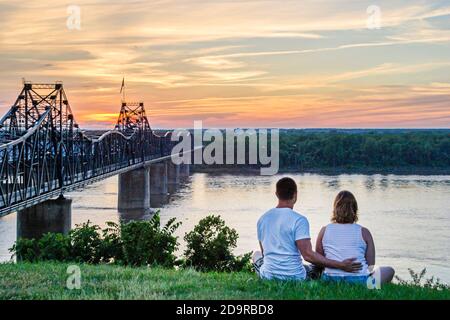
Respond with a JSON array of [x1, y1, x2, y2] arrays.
[[192, 130, 450, 171], [278, 131, 450, 170]]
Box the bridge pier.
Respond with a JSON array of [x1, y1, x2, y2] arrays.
[[167, 161, 180, 194], [118, 167, 151, 213], [149, 162, 169, 207], [17, 196, 72, 239], [179, 163, 190, 180]]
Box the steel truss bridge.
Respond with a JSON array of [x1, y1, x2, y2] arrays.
[[0, 82, 178, 217]]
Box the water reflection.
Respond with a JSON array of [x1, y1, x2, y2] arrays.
[[364, 176, 375, 190], [150, 194, 170, 208], [118, 210, 155, 223], [379, 178, 390, 190], [324, 178, 341, 190]]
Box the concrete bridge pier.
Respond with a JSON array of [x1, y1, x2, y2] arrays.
[[167, 161, 180, 194], [149, 162, 169, 207], [17, 196, 72, 239], [118, 167, 151, 214], [179, 163, 190, 180]]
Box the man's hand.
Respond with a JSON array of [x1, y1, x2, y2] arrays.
[[339, 258, 363, 273], [297, 239, 363, 271]]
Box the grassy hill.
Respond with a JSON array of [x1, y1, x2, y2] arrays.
[[0, 262, 448, 300]]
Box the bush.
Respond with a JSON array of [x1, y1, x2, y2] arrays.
[[121, 213, 181, 267], [99, 222, 123, 264], [69, 221, 102, 264], [227, 252, 253, 273], [9, 213, 255, 274], [9, 238, 39, 262], [38, 233, 71, 262], [9, 214, 181, 267], [396, 268, 450, 290], [183, 215, 252, 272]]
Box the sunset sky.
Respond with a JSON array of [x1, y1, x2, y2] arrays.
[[0, 0, 449, 129]]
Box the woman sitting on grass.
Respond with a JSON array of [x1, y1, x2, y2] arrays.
[[316, 190, 395, 285]]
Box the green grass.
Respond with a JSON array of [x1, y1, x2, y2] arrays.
[[0, 262, 448, 300]]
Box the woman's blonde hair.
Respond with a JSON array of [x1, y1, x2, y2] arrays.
[[331, 190, 358, 224]]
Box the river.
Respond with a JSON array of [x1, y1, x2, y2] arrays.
[[1, 172, 449, 283]]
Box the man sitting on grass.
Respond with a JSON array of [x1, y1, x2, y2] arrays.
[[253, 177, 362, 280]]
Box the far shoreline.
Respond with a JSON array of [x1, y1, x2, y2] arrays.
[[191, 165, 450, 176]]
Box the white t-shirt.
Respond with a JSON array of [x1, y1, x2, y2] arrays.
[[257, 207, 310, 280]]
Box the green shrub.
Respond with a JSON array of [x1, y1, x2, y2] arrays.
[[396, 268, 450, 290], [9, 213, 255, 273], [228, 252, 253, 273], [69, 221, 102, 263], [9, 215, 181, 267], [183, 215, 252, 272], [9, 238, 39, 262], [121, 213, 181, 267], [99, 222, 123, 264], [38, 233, 71, 262]]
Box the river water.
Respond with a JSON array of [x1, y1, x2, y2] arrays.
[[1, 173, 449, 283]]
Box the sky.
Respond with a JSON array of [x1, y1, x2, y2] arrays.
[[0, 0, 449, 129]]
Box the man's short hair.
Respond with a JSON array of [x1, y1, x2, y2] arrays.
[[276, 177, 297, 200]]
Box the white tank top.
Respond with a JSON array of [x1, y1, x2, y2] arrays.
[[322, 223, 369, 276]]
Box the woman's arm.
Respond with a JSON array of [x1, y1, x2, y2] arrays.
[[362, 227, 375, 266], [315, 227, 326, 256]]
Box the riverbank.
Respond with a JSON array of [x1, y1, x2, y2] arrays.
[[0, 262, 449, 300]]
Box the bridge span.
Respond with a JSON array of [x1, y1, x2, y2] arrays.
[[0, 82, 191, 238]]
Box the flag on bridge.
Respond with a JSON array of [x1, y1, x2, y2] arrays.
[[120, 77, 125, 93]]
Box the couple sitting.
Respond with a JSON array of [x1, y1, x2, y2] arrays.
[[253, 177, 395, 285]]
